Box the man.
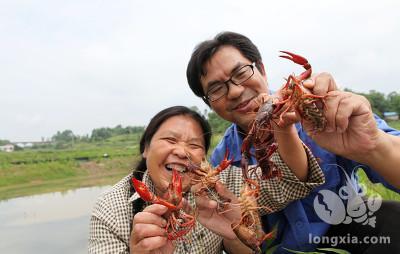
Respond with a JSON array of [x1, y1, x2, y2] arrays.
[[186, 31, 400, 252]]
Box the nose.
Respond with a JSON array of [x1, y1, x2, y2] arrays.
[[172, 143, 187, 159], [226, 81, 244, 100]]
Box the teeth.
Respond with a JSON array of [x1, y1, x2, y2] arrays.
[[165, 164, 187, 173]]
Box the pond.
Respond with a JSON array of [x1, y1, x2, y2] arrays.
[[0, 185, 111, 254]]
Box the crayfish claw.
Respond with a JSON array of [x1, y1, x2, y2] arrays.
[[279, 50, 309, 66]]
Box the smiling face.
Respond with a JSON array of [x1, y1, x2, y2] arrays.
[[200, 45, 269, 132], [143, 115, 206, 196]]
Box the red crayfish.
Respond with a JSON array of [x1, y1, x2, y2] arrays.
[[241, 95, 279, 180], [132, 169, 196, 240], [273, 51, 327, 131], [241, 51, 327, 180], [189, 149, 232, 197], [232, 178, 275, 254]]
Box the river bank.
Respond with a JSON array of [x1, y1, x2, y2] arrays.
[[0, 156, 137, 201]]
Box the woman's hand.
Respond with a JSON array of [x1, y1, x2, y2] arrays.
[[130, 204, 174, 254], [192, 182, 241, 240]]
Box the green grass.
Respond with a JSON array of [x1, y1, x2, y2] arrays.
[[0, 156, 138, 200], [1, 129, 399, 201], [386, 119, 400, 130], [358, 168, 400, 201], [0, 146, 137, 165], [0, 134, 141, 200]]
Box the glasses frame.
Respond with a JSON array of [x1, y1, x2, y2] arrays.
[[205, 62, 256, 102]]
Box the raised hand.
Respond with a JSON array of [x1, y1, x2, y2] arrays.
[[302, 73, 380, 161], [130, 204, 174, 254], [192, 181, 241, 240]]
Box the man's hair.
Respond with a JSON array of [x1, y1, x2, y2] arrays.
[[186, 31, 263, 106]]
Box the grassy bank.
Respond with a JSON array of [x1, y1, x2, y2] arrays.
[[0, 154, 139, 200], [1, 123, 399, 201], [0, 134, 141, 200], [387, 119, 400, 130]]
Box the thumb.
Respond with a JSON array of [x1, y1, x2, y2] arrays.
[[302, 77, 315, 90]]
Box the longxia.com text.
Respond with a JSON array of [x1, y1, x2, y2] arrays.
[[309, 233, 391, 247]]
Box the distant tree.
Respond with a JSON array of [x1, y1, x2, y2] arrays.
[[207, 110, 231, 134], [388, 91, 400, 114], [112, 125, 126, 135], [78, 134, 90, 142], [125, 126, 145, 134], [52, 130, 75, 143], [364, 90, 389, 117], [0, 139, 10, 145], [345, 88, 389, 117], [14, 145, 23, 151], [190, 106, 201, 114], [91, 128, 112, 141]]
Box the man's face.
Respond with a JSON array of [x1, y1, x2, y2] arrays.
[[200, 45, 269, 132]]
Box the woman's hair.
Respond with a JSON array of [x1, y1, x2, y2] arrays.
[[132, 106, 211, 180]]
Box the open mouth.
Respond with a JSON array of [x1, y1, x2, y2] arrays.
[[165, 163, 188, 173]]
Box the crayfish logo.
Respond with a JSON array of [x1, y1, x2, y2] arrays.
[[313, 166, 382, 228]]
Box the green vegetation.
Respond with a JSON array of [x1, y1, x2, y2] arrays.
[[0, 139, 11, 146], [344, 89, 400, 118], [387, 119, 400, 130], [0, 157, 137, 200], [1, 91, 399, 201], [357, 168, 400, 201], [0, 128, 143, 200]]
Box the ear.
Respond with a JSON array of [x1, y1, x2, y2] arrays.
[[143, 145, 148, 158]]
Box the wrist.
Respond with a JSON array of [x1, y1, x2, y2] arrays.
[[354, 130, 389, 166], [273, 122, 296, 140]]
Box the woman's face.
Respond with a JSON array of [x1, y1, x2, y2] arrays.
[[143, 115, 206, 195]]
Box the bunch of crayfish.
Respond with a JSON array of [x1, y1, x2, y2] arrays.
[[241, 51, 327, 180], [132, 169, 196, 240], [189, 149, 232, 198], [232, 178, 275, 253], [131, 153, 234, 241]]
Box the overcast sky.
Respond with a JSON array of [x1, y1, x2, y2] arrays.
[[1, 0, 399, 142]]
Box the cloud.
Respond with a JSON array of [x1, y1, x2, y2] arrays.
[[0, 0, 399, 141]]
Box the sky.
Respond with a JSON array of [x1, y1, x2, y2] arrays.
[[1, 0, 399, 142]]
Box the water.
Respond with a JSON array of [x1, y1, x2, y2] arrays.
[[0, 185, 111, 254]]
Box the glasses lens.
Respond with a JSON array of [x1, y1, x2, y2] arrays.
[[232, 65, 253, 85], [207, 83, 227, 102]]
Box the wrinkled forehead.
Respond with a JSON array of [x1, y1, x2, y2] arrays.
[[155, 115, 206, 143]]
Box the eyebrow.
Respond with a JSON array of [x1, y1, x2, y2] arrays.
[[206, 62, 244, 88]]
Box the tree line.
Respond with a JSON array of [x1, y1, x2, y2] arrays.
[[51, 125, 145, 144], [2, 89, 398, 149], [346, 89, 400, 117]]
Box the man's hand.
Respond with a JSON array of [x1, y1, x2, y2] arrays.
[[302, 73, 380, 162], [192, 182, 241, 240], [130, 204, 174, 254]]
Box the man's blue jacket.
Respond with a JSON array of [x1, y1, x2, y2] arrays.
[[210, 115, 400, 252]]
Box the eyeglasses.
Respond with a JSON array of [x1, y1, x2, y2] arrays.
[[205, 63, 255, 102]]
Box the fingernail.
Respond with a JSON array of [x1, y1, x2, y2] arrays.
[[162, 219, 167, 227]]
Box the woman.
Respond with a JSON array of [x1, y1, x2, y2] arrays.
[[88, 106, 325, 254]]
